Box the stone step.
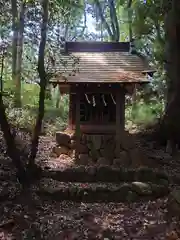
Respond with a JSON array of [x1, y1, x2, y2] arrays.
[[36, 178, 169, 203], [42, 166, 170, 184]]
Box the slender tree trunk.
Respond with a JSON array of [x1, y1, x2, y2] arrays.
[[28, 0, 49, 168], [11, 0, 19, 106], [14, 1, 25, 107], [11, 0, 25, 108], [94, 0, 120, 41], [0, 94, 27, 182], [108, 0, 119, 41]]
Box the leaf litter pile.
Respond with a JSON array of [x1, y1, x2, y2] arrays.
[[0, 131, 180, 239]]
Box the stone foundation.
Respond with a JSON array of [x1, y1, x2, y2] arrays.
[[51, 129, 148, 167]]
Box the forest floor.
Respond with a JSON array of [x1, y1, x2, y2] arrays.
[[0, 130, 180, 239]]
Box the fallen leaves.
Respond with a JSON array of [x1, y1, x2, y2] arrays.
[[1, 131, 180, 239]]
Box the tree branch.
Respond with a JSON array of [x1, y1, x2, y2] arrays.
[[108, 0, 119, 41], [94, 0, 113, 40], [28, 0, 49, 167]]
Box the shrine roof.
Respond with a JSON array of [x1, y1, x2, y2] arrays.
[[49, 41, 154, 84]]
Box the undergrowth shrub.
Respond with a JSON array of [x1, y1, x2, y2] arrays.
[[126, 99, 164, 130], [3, 82, 69, 135]]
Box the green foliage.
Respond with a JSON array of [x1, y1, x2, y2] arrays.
[[3, 82, 69, 135], [126, 99, 164, 129], [0, 0, 168, 136]]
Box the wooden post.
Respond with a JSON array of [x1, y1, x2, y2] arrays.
[[75, 91, 80, 161], [116, 87, 126, 158], [116, 90, 121, 158]]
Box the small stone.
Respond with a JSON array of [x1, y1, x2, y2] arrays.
[[131, 182, 152, 195], [58, 154, 72, 163], [56, 132, 71, 147], [52, 146, 70, 156]]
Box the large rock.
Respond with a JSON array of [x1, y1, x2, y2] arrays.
[[52, 146, 69, 156], [64, 128, 76, 140], [56, 132, 71, 147]]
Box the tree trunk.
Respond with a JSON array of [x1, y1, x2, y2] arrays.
[[160, 0, 180, 153], [0, 93, 27, 182], [0, 0, 49, 185], [94, 0, 119, 41], [14, 1, 25, 108], [11, 0, 25, 108], [28, 0, 49, 168], [11, 0, 18, 106], [108, 0, 119, 41]]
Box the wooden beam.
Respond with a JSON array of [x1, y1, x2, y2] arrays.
[[71, 83, 122, 94], [75, 91, 81, 161]]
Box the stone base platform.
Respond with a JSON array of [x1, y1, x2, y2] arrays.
[[37, 178, 169, 203], [42, 166, 169, 184], [50, 129, 149, 168]]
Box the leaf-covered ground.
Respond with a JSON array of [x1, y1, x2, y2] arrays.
[[0, 192, 179, 239], [0, 131, 180, 239]]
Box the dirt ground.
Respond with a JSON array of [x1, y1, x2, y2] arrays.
[[0, 131, 180, 239]]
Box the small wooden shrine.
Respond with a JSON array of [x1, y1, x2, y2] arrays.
[[50, 41, 154, 161]]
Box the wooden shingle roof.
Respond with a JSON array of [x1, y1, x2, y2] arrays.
[[50, 41, 154, 84]]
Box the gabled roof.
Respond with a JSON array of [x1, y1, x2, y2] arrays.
[[49, 41, 154, 84]]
